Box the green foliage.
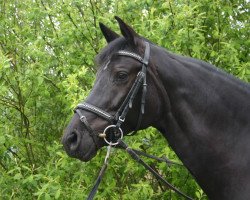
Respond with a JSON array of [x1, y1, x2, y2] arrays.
[[0, 0, 249, 199]]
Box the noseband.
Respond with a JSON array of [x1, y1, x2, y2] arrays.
[[74, 42, 150, 146]]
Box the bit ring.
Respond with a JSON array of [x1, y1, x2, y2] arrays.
[[103, 125, 123, 146]]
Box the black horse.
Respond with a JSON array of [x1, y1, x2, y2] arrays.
[[62, 17, 250, 199]]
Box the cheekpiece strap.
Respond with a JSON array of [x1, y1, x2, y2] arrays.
[[142, 42, 150, 66]]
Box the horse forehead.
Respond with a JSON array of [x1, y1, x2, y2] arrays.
[[103, 60, 110, 70], [102, 56, 142, 72]]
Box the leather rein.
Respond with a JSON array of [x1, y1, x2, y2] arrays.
[[74, 42, 194, 200]]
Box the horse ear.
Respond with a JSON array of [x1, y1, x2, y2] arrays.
[[115, 16, 140, 46], [99, 23, 120, 43]]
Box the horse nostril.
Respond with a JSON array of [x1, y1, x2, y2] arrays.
[[67, 130, 81, 151], [68, 131, 77, 143]]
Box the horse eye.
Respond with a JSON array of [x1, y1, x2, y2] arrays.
[[116, 72, 128, 81]]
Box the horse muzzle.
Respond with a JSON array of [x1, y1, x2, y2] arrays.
[[62, 127, 98, 162]]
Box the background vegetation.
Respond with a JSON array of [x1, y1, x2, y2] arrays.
[[0, 0, 249, 199]]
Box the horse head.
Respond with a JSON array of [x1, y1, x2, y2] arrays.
[[62, 17, 166, 161]]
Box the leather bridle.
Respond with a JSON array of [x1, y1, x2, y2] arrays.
[[74, 41, 195, 200], [74, 42, 150, 146]]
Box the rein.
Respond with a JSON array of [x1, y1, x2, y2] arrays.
[[87, 139, 194, 200], [74, 42, 194, 200]]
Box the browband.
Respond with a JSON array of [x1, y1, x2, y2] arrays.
[[116, 51, 146, 64]]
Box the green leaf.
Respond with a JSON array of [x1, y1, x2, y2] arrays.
[[14, 173, 23, 180], [55, 189, 61, 199], [0, 135, 5, 145], [45, 193, 51, 200]]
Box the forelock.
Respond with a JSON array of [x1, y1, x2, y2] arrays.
[[95, 37, 127, 68]]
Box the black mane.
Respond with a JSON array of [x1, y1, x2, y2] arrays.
[[96, 36, 249, 92], [164, 48, 250, 91]]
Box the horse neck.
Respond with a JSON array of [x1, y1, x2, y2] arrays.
[[151, 46, 250, 198]]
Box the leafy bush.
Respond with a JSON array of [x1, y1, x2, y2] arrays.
[[0, 0, 248, 199]]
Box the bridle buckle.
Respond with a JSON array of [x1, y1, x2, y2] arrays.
[[118, 116, 125, 122], [80, 115, 86, 122]]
